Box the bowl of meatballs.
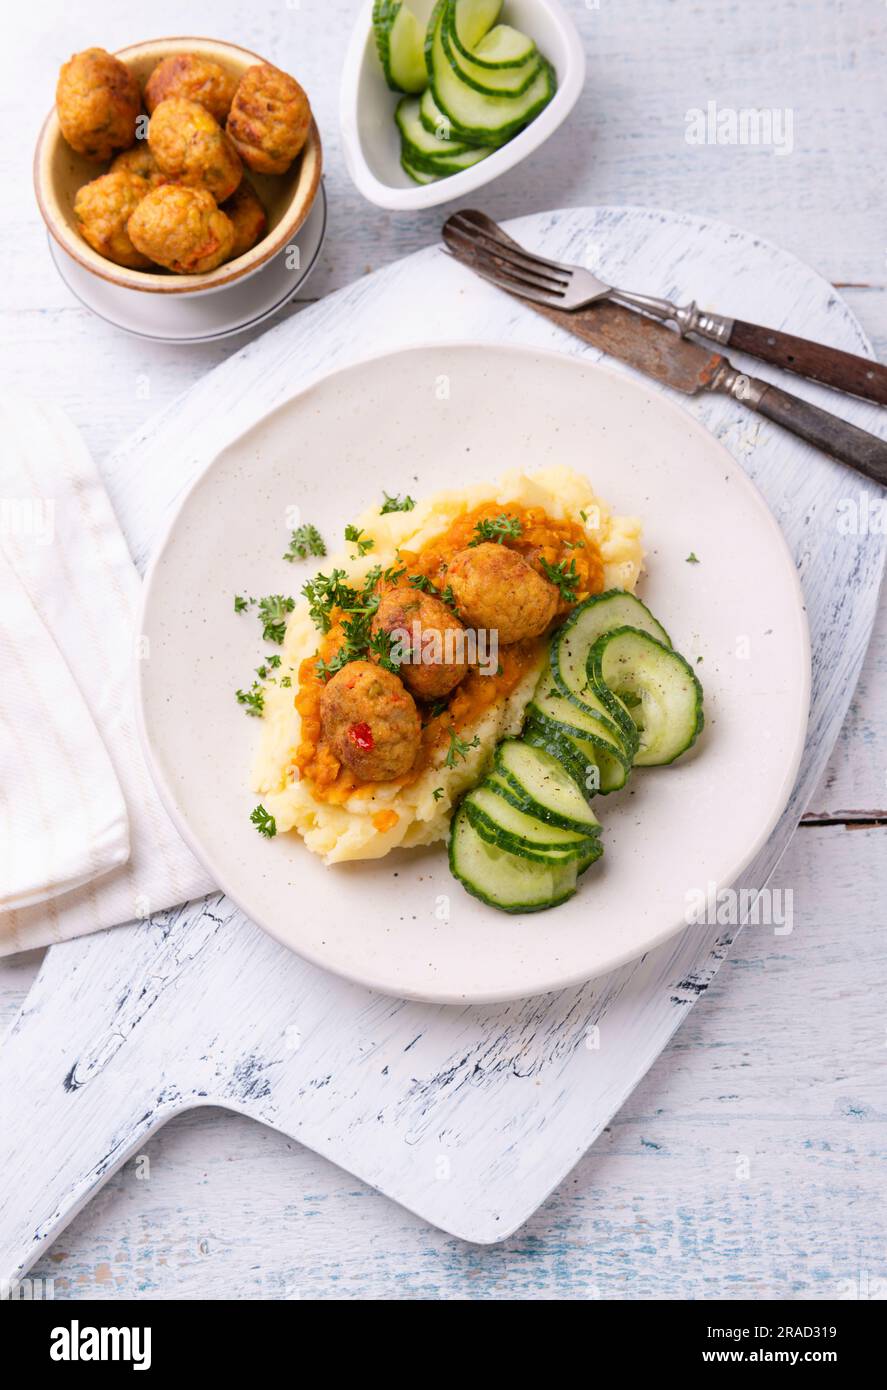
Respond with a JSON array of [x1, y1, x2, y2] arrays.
[[34, 38, 322, 294]]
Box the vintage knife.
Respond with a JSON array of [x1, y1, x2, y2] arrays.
[[443, 221, 887, 489]]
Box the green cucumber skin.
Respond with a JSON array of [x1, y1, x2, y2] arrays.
[[440, 7, 542, 97], [591, 626, 705, 766], [447, 0, 518, 65], [448, 809, 578, 913], [466, 784, 594, 852], [490, 762, 602, 834], [401, 141, 492, 175], [400, 155, 439, 184], [551, 589, 665, 744], [523, 717, 631, 797], [482, 772, 601, 842], [431, 59, 556, 148], [464, 801, 595, 865], [527, 697, 636, 764], [426, 2, 556, 148], [373, 0, 403, 93]]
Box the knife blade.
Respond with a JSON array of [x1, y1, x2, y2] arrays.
[[444, 225, 887, 489]]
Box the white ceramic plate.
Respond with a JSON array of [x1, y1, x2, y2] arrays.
[[137, 343, 810, 1004], [47, 183, 327, 344], [340, 0, 585, 210]]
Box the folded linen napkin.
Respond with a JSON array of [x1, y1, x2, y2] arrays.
[[0, 396, 215, 954]]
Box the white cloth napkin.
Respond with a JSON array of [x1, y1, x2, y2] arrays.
[[0, 396, 215, 954]]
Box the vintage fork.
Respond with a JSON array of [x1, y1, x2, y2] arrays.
[[442, 209, 887, 407]]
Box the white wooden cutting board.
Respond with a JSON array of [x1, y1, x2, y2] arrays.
[[0, 206, 884, 1269]]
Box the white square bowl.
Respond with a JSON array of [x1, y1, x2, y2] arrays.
[[339, 0, 586, 210]]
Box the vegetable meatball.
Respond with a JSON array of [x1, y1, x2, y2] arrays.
[[110, 142, 167, 187], [320, 660, 421, 782], [74, 171, 153, 269], [221, 179, 267, 259], [148, 97, 242, 202], [446, 543, 559, 645], [370, 588, 469, 700], [127, 185, 235, 274], [56, 47, 140, 162], [144, 53, 237, 124], [226, 63, 312, 175]]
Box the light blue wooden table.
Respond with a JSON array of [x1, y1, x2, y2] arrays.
[[1, 0, 885, 1299]]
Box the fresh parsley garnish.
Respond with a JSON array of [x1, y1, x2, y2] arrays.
[[302, 569, 358, 633], [234, 593, 252, 613], [368, 627, 402, 674], [439, 584, 458, 612], [284, 523, 326, 562], [540, 557, 580, 603], [380, 491, 416, 514], [257, 594, 295, 645], [407, 572, 434, 592], [250, 804, 277, 838], [383, 562, 407, 585], [432, 787, 444, 802], [468, 513, 523, 546], [345, 523, 374, 557], [236, 683, 265, 717], [686, 552, 701, 564], [444, 729, 481, 768]]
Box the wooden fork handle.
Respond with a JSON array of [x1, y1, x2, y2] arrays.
[[727, 319, 887, 406]]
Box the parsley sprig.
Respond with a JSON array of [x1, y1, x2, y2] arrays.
[[540, 557, 579, 603], [345, 523, 374, 557], [250, 804, 277, 838], [258, 594, 295, 645], [236, 683, 265, 717], [468, 513, 522, 546], [284, 523, 326, 562], [444, 729, 481, 768], [380, 491, 416, 514]]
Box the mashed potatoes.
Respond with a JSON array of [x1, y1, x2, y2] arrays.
[[251, 466, 643, 864]]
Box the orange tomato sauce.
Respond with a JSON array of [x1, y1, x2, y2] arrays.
[[292, 502, 604, 803]]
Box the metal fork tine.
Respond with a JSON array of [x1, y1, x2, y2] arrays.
[[443, 249, 566, 308], [444, 224, 570, 291], [446, 210, 576, 278], [444, 227, 570, 297], [444, 218, 571, 288]]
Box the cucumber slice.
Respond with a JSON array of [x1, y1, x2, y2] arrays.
[[448, 0, 503, 53], [530, 684, 637, 760], [373, 0, 428, 94], [457, 16, 537, 68], [524, 715, 631, 796], [449, 804, 579, 912], [419, 86, 485, 145], [395, 96, 472, 156], [427, 2, 556, 146], [396, 100, 493, 172], [441, 17, 542, 97], [589, 627, 704, 766], [552, 589, 669, 739], [465, 783, 594, 853], [493, 739, 602, 832], [400, 154, 440, 184]]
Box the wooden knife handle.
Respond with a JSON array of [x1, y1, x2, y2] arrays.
[[728, 319, 887, 406], [745, 379, 887, 486]]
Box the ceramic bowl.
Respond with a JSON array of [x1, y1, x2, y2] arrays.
[[34, 36, 323, 295], [339, 0, 585, 211]]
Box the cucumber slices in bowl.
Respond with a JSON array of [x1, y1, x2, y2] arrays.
[[371, 0, 558, 185], [448, 590, 705, 914]]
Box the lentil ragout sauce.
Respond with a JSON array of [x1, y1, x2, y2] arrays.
[[293, 502, 605, 805]]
